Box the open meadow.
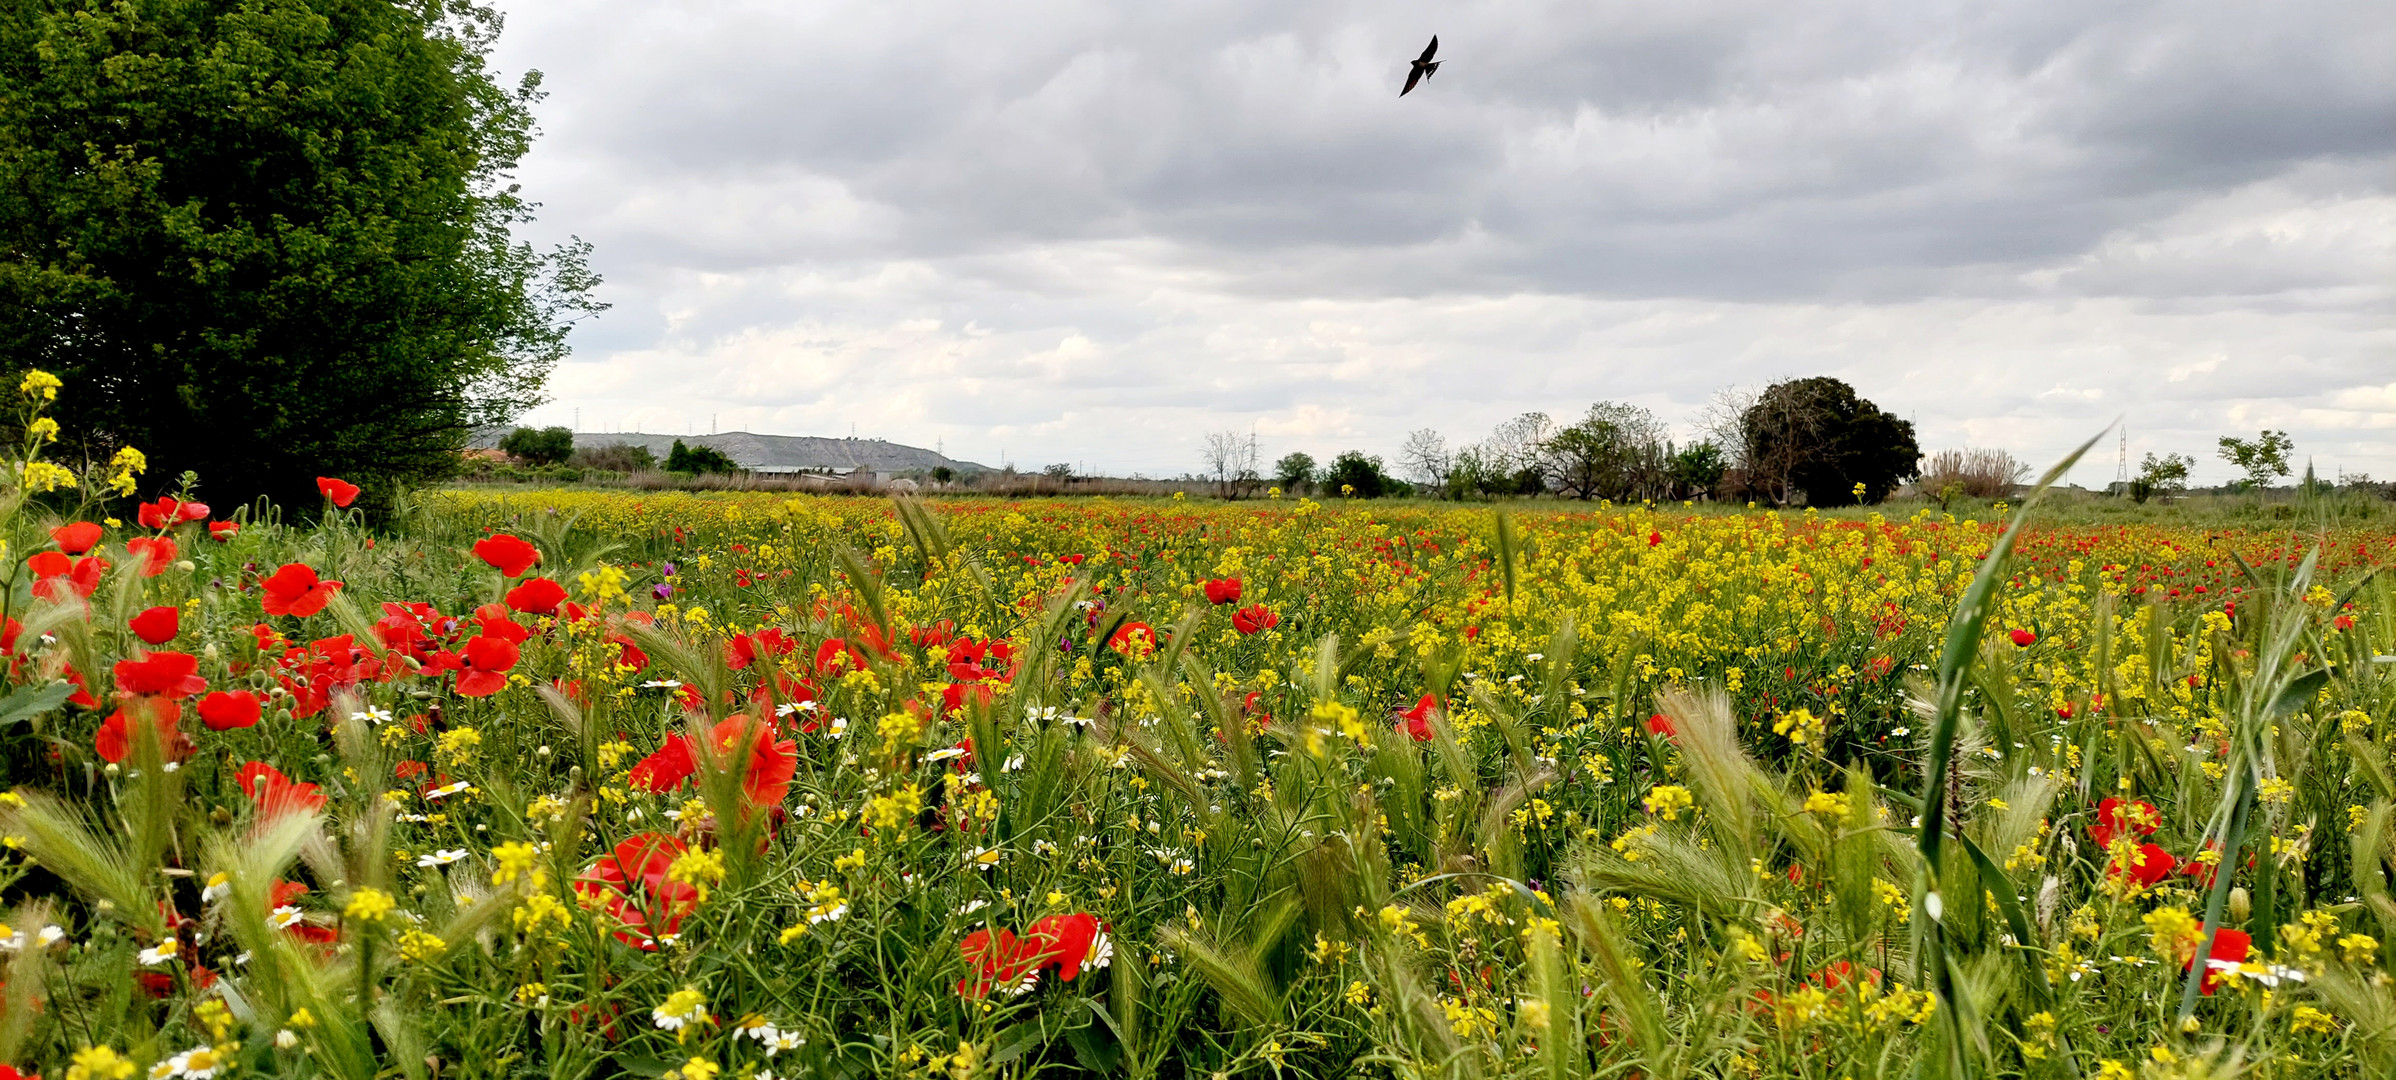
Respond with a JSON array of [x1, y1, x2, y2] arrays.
[[4, 468, 2395, 1079]]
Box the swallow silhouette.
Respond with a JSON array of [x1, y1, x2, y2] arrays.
[[1401, 36, 1440, 96]]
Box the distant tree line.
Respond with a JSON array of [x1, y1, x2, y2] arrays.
[[492, 427, 738, 476], [1247, 376, 1920, 506]]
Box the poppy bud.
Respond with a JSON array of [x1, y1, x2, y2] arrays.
[[2228, 886, 2251, 924]]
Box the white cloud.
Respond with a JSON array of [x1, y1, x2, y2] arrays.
[[490, 0, 2396, 484]]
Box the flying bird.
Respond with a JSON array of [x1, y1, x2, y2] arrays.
[[1401, 36, 1440, 97]]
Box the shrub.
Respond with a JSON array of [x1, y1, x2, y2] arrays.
[[1918, 448, 2029, 503], [571, 442, 658, 472]]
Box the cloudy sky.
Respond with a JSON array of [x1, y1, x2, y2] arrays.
[[488, 0, 2393, 483]]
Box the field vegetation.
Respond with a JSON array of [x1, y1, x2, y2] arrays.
[[0, 380, 2389, 1079]]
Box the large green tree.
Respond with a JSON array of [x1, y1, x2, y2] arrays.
[[1737, 377, 1919, 506], [0, 0, 599, 508]]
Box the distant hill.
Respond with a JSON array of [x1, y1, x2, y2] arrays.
[[470, 429, 990, 475]]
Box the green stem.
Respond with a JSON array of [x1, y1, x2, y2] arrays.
[[2177, 772, 2255, 1021]]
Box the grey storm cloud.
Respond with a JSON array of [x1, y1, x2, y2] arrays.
[[490, 0, 2395, 480]]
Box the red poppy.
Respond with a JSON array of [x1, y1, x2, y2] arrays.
[[956, 913, 1111, 997], [957, 926, 1038, 997], [1808, 960, 1881, 992], [911, 620, 957, 648], [29, 552, 107, 601], [61, 665, 98, 708], [260, 564, 342, 617], [128, 606, 180, 646], [24, 551, 67, 580], [725, 628, 795, 670], [709, 715, 797, 808], [472, 532, 540, 576], [1231, 604, 1278, 635], [2089, 797, 2161, 850], [94, 699, 184, 763], [1025, 912, 1110, 982], [197, 690, 263, 731], [236, 761, 326, 819], [316, 477, 360, 507], [573, 832, 697, 949], [2107, 842, 2176, 889], [1647, 530, 1662, 546], [814, 638, 869, 677], [136, 497, 210, 530], [125, 536, 176, 577], [115, 651, 207, 698], [629, 736, 696, 793], [2194, 927, 2252, 994], [1108, 622, 1157, 656], [456, 635, 520, 697], [50, 521, 102, 554], [505, 576, 568, 616], [1203, 578, 1242, 605], [945, 639, 1013, 683], [1398, 694, 1438, 742], [208, 520, 239, 542], [2009, 628, 2037, 647], [943, 681, 996, 715], [1645, 713, 1677, 738]]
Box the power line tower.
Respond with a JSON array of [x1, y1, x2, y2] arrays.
[[2116, 427, 2130, 488]]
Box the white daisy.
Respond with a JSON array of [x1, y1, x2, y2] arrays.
[[161, 1044, 224, 1079], [416, 848, 467, 868], [201, 872, 232, 903], [423, 781, 474, 800], [137, 938, 180, 965], [1082, 930, 1114, 973], [270, 906, 304, 930]]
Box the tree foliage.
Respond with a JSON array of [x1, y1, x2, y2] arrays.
[[665, 439, 739, 476], [1670, 440, 1727, 498], [0, 0, 602, 509], [1543, 402, 1668, 501], [499, 425, 574, 466], [2130, 451, 2195, 504], [1272, 452, 1315, 489], [1324, 451, 1392, 498], [1736, 377, 1919, 506], [2217, 430, 2294, 491]]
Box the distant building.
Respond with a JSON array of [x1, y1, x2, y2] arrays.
[[467, 429, 987, 478]]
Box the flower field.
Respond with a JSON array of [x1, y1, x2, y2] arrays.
[[1, 402, 2394, 1077]]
